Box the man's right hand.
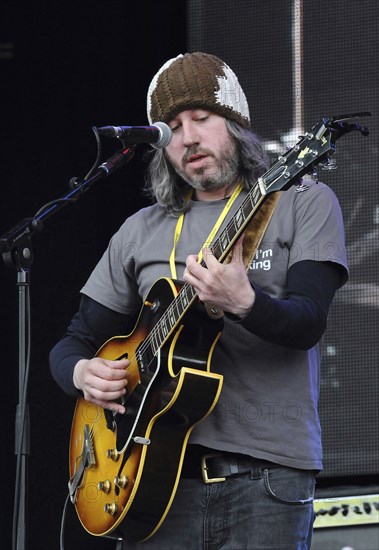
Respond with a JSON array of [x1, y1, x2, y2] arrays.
[[73, 357, 130, 414]]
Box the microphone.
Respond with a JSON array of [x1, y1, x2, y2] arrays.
[[96, 121, 172, 148]]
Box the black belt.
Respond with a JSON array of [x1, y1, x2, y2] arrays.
[[182, 445, 276, 484]]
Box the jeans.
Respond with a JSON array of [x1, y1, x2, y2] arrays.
[[122, 462, 316, 549]]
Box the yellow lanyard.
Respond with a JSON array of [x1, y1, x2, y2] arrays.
[[169, 182, 243, 279]]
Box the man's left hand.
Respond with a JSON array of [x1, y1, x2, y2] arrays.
[[183, 236, 255, 318]]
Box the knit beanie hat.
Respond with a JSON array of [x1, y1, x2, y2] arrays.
[[147, 52, 251, 129]]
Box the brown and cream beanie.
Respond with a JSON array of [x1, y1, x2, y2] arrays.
[[147, 52, 251, 129]]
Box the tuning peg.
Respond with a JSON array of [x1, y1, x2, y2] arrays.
[[295, 179, 310, 193], [312, 167, 319, 184], [321, 156, 338, 171]]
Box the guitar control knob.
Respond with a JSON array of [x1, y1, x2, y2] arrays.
[[104, 502, 118, 516], [98, 479, 111, 493], [106, 448, 119, 461], [114, 475, 129, 488]]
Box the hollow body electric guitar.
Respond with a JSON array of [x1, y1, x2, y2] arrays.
[[68, 115, 369, 543]]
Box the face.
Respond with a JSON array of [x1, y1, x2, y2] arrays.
[[165, 109, 239, 194]]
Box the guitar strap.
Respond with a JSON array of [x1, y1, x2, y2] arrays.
[[225, 191, 282, 270], [169, 184, 282, 278]]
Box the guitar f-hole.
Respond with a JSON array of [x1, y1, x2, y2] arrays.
[[104, 409, 116, 432]]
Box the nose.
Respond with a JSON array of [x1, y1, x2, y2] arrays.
[[181, 120, 200, 148]]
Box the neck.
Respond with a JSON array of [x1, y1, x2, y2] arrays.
[[194, 181, 240, 201]]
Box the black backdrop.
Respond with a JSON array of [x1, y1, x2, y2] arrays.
[[1, 1, 378, 549], [0, 2, 186, 549], [188, 0, 379, 481]]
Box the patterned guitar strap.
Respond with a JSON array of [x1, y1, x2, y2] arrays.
[[225, 191, 282, 270]]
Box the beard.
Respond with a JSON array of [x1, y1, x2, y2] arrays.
[[166, 137, 240, 193]]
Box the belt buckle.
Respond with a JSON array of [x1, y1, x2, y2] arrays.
[[201, 453, 226, 484]]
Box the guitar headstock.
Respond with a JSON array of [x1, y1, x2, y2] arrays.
[[261, 112, 371, 195]]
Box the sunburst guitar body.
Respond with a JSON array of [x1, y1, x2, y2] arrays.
[[69, 277, 224, 542]]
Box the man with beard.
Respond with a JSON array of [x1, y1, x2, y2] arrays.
[[50, 53, 348, 549]]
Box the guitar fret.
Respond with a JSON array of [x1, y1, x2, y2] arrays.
[[186, 285, 196, 303], [150, 329, 159, 355], [252, 184, 261, 205], [153, 325, 162, 347], [167, 304, 176, 328], [220, 229, 230, 251], [161, 318, 169, 337], [187, 285, 196, 303], [234, 208, 245, 229], [243, 198, 253, 218], [226, 222, 236, 246], [179, 291, 189, 310], [172, 299, 181, 321], [212, 240, 223, 259]]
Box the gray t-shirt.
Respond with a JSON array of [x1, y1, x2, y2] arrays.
[[82, 180, 348, 470]]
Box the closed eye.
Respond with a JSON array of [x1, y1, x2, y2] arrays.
[[169, 122, 181, 132]]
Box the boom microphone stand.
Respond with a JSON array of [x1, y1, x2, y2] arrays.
[[0, 143, 135, 550]]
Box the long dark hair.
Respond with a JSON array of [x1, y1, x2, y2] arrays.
[[144, 119, 269, 217]]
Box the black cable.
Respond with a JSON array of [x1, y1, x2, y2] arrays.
[[33, 126, 103, 221], [84, 126, 102, 179], [59, 493, 70, 550]]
